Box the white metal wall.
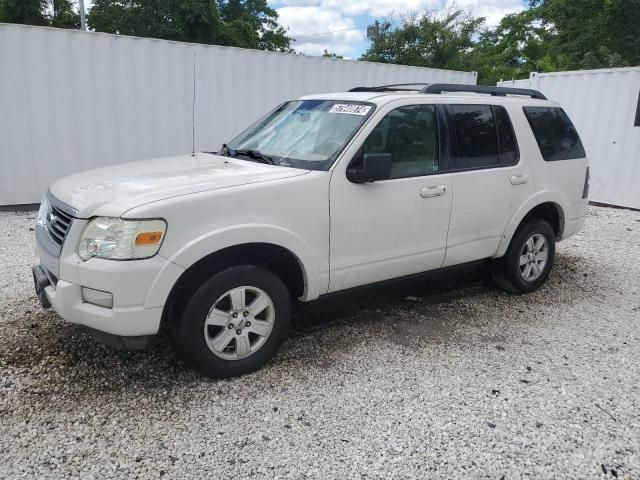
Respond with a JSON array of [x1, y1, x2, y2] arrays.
[[500, 68, 640, 209], [0, 23, 477, 206]]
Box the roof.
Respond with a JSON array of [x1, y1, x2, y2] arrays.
[[300, 83, 551, 105], [299, 90, 554, 106]]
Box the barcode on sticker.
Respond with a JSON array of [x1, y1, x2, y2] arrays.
[[329, 104, 372, 115]]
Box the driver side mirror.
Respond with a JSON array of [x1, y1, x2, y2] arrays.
[[347, 153, 392, 183]]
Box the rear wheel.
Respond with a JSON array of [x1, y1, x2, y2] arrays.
[[493, 219, 556, 294], [172, 265, 291, 378]]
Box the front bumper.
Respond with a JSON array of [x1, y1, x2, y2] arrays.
[[33, 264, 163, 337], [34, 229, 184, 342], [32, 264, 52, 308]]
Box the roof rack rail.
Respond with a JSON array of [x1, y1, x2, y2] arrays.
[[348, 83, 547, 100], [421, 83, 547, 100], [349, 83, 428, 92]]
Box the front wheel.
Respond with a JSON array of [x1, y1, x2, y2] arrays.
[[493, 219, 556, 294], [172, 265, 291, 378]]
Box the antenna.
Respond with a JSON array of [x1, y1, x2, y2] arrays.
[[191, 50, 196, 156]]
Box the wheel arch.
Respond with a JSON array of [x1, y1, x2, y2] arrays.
[[161, 242, 308, 333], [497, 195, 566, 257]]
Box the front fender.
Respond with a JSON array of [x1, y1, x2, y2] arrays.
[[161, 224, 323, 301], [495, 191, 568, 257]]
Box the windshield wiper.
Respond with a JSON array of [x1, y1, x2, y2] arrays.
[[231, 148, 276, 165], [236, 149, 276, 165], [219, 143, 234, 157], [222, 145, 276, 165]]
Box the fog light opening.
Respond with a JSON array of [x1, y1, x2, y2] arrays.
[[81, 287, 114, 309]]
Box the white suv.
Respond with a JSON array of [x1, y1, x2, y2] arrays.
[[33, 83, 589, 377]]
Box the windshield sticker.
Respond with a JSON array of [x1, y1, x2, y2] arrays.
[[329, 104, 372, 116]]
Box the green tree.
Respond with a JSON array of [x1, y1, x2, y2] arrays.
[[604, 0, 640, 66], [360, 7, 485, 72], [88, 0, 291, 51], [470, 10, 555, 85], [532, 0, 640, 69], [51, 0, 80, 29], [362, 0, 640, 85], [218, 0, 291, 51], [322, 49, 343, 59], [89, 0, 227, 45], [0, 0, 49, 26]]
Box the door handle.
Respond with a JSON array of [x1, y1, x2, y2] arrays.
[[420, 185, 446, 198], [510, 174, 529, 185]]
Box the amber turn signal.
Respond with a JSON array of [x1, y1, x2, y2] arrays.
[[135, 231, 163, 246]]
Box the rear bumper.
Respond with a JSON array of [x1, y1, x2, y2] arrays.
[[565, 215, 586, 238], [561, 198, 589, 240]]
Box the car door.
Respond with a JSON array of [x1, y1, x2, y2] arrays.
[[443, 103, 535, 267], [328, 101, 453, 293]]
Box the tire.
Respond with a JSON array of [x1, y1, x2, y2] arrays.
[[493, 219, 556, 294], [171, 265, 291, 378]]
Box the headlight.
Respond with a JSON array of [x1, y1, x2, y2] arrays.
[[36, 196, 50, 228], [77, 217, 167, 261]]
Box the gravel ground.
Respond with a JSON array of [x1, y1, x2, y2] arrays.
[[1, 206, 639, 479]]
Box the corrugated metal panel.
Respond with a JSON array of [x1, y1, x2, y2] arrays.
[[500, 68, 640, 209], [0, 23, 477, 206]]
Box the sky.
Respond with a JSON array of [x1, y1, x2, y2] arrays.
[[270, 0, 528, 59]]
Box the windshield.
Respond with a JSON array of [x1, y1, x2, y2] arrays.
[[225, 100, 374, 170]]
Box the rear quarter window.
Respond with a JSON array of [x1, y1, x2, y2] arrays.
[[494, 106, 519, 166], [523, 106, 586, 161]]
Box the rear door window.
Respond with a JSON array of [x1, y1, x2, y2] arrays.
[[523, 107, 586, 161], [449, 105, 500, 170]]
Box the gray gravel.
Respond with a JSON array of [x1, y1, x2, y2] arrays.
[[1, 206, 639, 479]]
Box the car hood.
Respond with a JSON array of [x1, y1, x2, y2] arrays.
[[49, 152, 310, 218]]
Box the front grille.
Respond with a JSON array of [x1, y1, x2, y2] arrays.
[[46, 204, 73, 246], [39, 195, 76, 247], [35, 194, 77, 278]]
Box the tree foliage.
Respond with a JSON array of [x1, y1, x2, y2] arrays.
[[51, 0, 80, 29], [218, 0, 291, 51], [0, 0, 79, 27], [363, 0, 640, 85], [322, 49, 343, 59], [361, 8, 484, 72], [532, 0, 640, 69], [0, 0, 291, 52], [88, 0, 228, 45], [471, 10, 556, 85], [87, 0, 291, 50], [0, 0, 50, 26]]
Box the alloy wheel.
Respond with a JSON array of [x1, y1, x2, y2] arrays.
[[203, 286, 275, 360], [519, 233, 549, 282]]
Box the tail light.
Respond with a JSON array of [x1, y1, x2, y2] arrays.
[[582, 167, 590, 199]]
